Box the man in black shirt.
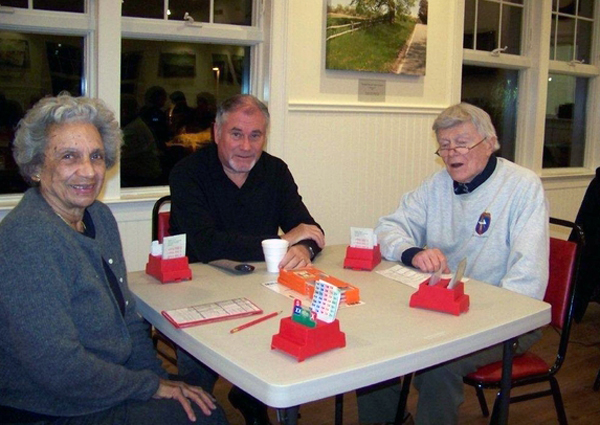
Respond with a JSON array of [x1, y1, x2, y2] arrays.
[[169, 95, 325, 425], [170, 94, 324, 268]]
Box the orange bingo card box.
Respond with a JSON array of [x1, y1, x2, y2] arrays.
[[277, 267, 360, 305]]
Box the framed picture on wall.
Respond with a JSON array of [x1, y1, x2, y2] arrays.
[[158, 52, 196, 78], [0, 39, 30, 69], [325, 0, 427, 76]]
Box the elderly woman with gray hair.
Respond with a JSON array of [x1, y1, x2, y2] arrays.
[[0, 93, 228, 425]]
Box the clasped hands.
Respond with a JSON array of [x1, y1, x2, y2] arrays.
[[279, 223, 325, 270]]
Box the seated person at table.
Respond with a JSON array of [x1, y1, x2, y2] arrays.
[[169, 94, 324, 425], [0, 93, 227, 425], [169, 94, 325, 270], [356, 103, 549, 425]]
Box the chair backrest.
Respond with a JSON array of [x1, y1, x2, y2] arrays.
[[151, 195, 172, 243], [547, 217, 584, 371]]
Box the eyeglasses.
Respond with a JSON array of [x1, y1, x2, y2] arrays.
[[435, 137, 487, 157]]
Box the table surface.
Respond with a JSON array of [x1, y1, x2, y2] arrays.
[[128, 245, 551, 409]]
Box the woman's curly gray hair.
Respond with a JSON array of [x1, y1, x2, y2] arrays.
[[13, 92, 122, 185]]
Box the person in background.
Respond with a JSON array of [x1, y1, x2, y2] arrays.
[[357, 103, 549, 425], [0, 93, 228, 425], [169, 94, 325, 425]]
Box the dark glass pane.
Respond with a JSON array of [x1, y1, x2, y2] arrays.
[[0, 32, 84, 195], [501, 4, 522, 54], [578, 0, 594, 18], [120, 39, 249, 187], [576, 19, 592, 63], [544, 74, 587, 168], [463, 0, 476, 49], [168, 0, 210, 23], [476, 0, 500, 51], [552, 17, 575, 61], [461, 65, 518, 161], [34, 0, 84, 13], [214, 0, 252, 25], [0, 0, 27, 7], [505, 0, 523, 4], [122, 0, 164, 19]]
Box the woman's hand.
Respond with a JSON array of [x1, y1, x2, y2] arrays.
[[153, 379, 217, 422]]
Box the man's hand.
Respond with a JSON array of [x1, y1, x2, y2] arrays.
[[279, 244, 312, 270], [281, 224, 325, 248], [153, 379, 217, 422], [412, 248, 450, 273]]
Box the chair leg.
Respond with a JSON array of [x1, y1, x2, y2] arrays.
[[394, 373, 413, 424], [549, 377, 568, 425], [594, 368, 600, 391], [475, 385, 490, 417], [334, 393, 343, 425]]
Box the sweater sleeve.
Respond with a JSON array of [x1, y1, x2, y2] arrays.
[[499, 177, 549, 300], [375, 184, 429, 262]]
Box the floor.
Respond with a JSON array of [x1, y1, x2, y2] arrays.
[[159, 302, 600, 424]]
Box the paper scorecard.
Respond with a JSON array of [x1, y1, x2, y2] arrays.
[[162, 234, 186, 260], [377, 263, 469, 288], [161, 297, 262, 328], [310, 280, 341, 323]]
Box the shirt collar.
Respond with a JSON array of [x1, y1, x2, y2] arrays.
[[453, 155, 497, 195]]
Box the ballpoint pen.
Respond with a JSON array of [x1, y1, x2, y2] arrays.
[[230, 311, 282, 334]]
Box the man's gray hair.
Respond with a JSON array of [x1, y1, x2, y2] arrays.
[[432, 103, 500, 151], [214, 94, 270, 139], [13, 92, 122, 185]]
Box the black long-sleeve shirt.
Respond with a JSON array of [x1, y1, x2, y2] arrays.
[[169, 143, 322, 263]]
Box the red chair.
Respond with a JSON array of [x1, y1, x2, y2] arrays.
[[150, 195, 177, 364], [463, 217, 584, 425], [151, 195, 171, 243]]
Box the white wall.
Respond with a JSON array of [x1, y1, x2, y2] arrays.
[[0, 0, 595, 272]]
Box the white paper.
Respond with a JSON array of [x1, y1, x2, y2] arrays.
[[350, 227, 375, 249], [162, 234, 186, 260]]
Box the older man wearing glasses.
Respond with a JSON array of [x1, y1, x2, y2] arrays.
[[356, 103, 549, 425]]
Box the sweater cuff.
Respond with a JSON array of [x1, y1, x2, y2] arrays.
[[401, 247, 423, 267]]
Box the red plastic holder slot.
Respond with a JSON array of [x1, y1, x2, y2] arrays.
[[343, 245, 382, 271], [145, 254, 192, 283], [271, 316, 346, 362], [409, 278, 470, 315]]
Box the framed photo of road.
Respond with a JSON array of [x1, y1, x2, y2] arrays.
[[326, 0, 427, 76]]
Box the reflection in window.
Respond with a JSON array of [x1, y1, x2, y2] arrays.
[[550, 0, 594, 62], [120, 39, 249, 187], [544, 74, 587, 168], [463, 0, 524, 54], [462, 65, 518, 161], [0, 32, 84, 195], [1, 0, 85, 12], [122, 0, 253, 25]]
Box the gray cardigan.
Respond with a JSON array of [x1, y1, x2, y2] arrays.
[[0, 188, 166, 416]]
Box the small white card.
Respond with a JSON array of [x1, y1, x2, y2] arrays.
[[162, 234, 186, 260], [350, 227, 377, 249]]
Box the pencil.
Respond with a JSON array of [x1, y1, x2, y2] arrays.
[[230, 311, 282, 334]]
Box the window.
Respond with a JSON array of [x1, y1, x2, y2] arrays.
[[462, 0, 598, 172], [0, 0, 265, 195]]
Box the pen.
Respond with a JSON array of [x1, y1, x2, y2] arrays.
[[230, 311, 282, 334]]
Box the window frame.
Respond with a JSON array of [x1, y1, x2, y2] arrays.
[[0, 0, 269, 202], [461, 0, 600, 178]]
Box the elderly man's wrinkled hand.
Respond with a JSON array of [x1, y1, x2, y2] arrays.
[[281, 224, 325, 248], [412, 248, 450, 274], [154, 379, 217, 422]]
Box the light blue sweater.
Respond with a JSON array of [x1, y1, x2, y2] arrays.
[[0, 188, 166, 416], [376, 158, 549, 300]]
